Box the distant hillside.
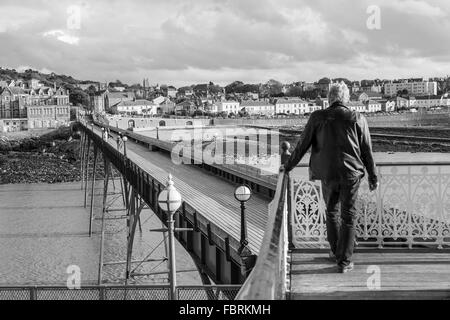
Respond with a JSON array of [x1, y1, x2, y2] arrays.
[[0, 67, 95, 88]]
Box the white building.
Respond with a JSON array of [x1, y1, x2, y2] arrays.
[[347, 100, 382, 113], [217, 101, 241, 115], [366, 100, 382, 113], [347, 101, 367, 113], [111, 99, 157, 115], [241, 101, 275, 116], [275, 99, 309, 115], [308, 103, 322, 113], [167, 86, 177, 98], [384, 80, 437, 96], [376, 99, 396, 112], [409, 95, 450, 109]]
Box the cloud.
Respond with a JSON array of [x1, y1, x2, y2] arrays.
[[43, 30, 80, 45], [381, 0, 447, 17], [0, 5, 50, 33], [0, 0, 448, 86]]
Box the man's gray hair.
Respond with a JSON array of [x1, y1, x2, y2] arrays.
[[328, 82, 350, 105]]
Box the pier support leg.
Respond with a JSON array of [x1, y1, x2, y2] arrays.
[[88, 146, 98, 237], [84, 138, 91, 208], [125, 188, 140, 284], [80, 132, 85, 190], [98, 158, 110, 285]]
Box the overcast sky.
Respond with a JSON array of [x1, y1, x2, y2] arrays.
[[0, 0, 449, 86]]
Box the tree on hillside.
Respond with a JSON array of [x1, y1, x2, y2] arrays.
[[225, 81, 244, 93], [69, 88, 90, 107], [287, 86, 303, 97]]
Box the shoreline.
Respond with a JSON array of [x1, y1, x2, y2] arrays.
[[0, 126, 84, 185]]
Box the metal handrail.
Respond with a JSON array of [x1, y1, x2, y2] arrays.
[[235, 172, 289, 300]]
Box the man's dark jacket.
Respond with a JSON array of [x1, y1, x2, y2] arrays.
[[284, 102, 378, 184]]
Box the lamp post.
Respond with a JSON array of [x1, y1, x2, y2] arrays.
[[101, 127, 107, 142], [158, 174, 182, 300], [234, 185, 257, 277], [234, 185, 252, 256], [117, 132, 122, 150], [122, 136, 128, 157]]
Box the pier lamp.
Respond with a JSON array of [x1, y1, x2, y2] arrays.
[[101, 128, 107, 142], [116, 132, 122, 150], [234, 185, 252, 256], [158, 174, 182, 300], [122, 136, 128, 157]]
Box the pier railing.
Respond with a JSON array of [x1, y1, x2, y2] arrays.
[[0, 285, 241, 300], [235, 173, 290, 300], [236, 161, 450, 300], [291, 162, 450, 249]]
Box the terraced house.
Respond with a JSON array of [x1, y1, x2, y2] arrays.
[[275, 99, 310, 115], [241, 101, 274, 116]]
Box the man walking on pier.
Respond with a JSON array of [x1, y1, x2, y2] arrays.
[[281, 82, 379, 273]]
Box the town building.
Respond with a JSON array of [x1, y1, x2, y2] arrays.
[[409, 95, 450, 109], [241, 101, 275, 116], [27, 78, 43, 90], [106, 91, 136, 112], [154, 98, 176, 115], [0, 87, 29, 119], [275, 99, 309, 115], [384, 80, 438, 96], [351, 91, 383, 102], [90, 90, 107, 114], [360, 84, 382, 93], [26, 87, 70, 130], [110, 99, 157, 116], [166, 86, 178, 98], [216, 101, 241, 115], [0, 119, 29, 132], [347, 101, 367, 113], [366, 100, 382, 113], [90, 90, 137, 114], [396, 96, 410, 109], [376, 99, 396, 112], [175, 101, 197, 115]]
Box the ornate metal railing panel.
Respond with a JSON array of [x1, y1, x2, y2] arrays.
[[291, 163, 450, 249], [236, 173, 290, 300]]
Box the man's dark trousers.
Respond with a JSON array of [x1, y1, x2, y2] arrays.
[[322, 177, 361, 267]]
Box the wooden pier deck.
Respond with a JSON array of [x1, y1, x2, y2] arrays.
[[290, 250, 450, 300], [95, 127, 270, 254]]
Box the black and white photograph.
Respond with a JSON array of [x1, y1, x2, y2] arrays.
[[0, 0, 449, 306]]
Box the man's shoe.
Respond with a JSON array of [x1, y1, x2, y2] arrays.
[[338, 262, 354, 274], [328, 251, 337, 262]]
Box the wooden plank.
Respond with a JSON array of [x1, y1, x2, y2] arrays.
[[290, 252, 450, 299]]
